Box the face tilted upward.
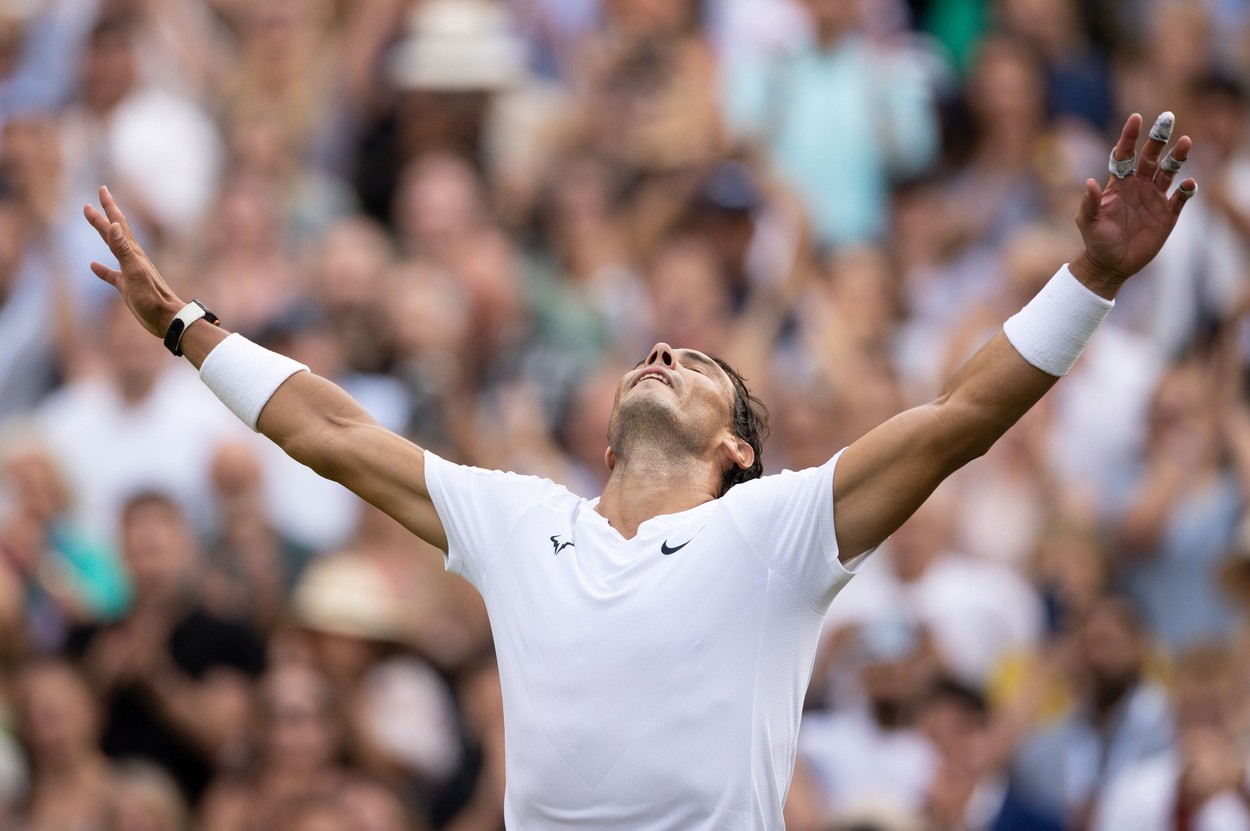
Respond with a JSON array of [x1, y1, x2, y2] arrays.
[[607, 342, 739, 466]]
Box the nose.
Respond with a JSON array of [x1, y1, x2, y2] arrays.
[[645, 342, 675, 368]]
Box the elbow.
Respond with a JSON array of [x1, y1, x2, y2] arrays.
[[276, 413, 360, 483], [927, 395, 998, 471]]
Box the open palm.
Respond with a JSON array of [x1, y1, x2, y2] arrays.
[[1074, 113, 1196, 294]]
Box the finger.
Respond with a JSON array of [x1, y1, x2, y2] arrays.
[[98, 185, 137, 241], [1169, 177, 1198, 217], [1111, 113, 1142, 166], [106, 221, 139, 266], [83, 203, 112, 243], [1107, 114, 1142, 181], [90, 261, 122, 288], [1155, 134, 1192, 190], [1136, 111, 1175, 179], [1079, 178, 1102, 222]]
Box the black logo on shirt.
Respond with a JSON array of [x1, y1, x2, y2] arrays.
[[660, 539, 691, 556], [550, 535, 574, 555]]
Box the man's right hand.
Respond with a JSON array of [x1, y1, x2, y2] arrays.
[[83, 185, 184, 338]]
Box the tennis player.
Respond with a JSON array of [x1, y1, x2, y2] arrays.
[[85, 112, 1195, 829]]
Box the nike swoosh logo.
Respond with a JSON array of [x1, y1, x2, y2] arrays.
[[660, 539, 691, 555]]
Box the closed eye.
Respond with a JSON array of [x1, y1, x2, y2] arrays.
[[678, 350, 716, 376]]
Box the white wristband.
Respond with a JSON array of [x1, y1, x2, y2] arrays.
[[1003, 264, 1113, 377], [199, 333, 308, 430]]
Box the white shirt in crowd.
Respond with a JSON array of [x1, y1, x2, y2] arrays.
[[36, 363, 245, 542], [423, 450, 858, 829], [798, 707, 937, 817], [822, 546, 1042, 687], [1093, 751, 1250, 831]]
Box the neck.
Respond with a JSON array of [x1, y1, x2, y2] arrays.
[[596, 445, 720, 539]]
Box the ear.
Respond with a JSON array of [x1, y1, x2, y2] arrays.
[[604, 446, 616, 471], [720, 434, 754, 472]]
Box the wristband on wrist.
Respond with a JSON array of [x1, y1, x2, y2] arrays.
[[1003, 264, 1114, 377], [199, 333, 309, 431], [163, 299, 220, 356]]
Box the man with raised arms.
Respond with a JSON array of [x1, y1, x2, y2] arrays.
[[84, 112, 1195, 829]]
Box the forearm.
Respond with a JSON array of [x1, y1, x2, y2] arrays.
[[834, 264, 1107, 559], [179, 323, 446, 548], [931, 332, 1059, 466]]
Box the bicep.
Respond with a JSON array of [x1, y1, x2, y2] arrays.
[[256, 372, 447, 551], [832, 403, 952, 562]]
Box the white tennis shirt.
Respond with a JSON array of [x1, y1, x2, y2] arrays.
[[424, 450, 857, 829]]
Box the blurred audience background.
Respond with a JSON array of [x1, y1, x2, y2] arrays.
[[1, 0, 1250, 828]]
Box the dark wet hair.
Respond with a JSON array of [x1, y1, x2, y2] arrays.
[[710, 355, 769, 497]]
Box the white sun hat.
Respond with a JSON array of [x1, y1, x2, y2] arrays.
[[386, 0, 528, 91], [291, 554, 406, 643]]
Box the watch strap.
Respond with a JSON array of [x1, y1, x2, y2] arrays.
[[163, 299, 220, 356]]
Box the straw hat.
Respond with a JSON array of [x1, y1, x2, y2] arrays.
[[291, 555, 406, 642], [386, 0, 527, 91]]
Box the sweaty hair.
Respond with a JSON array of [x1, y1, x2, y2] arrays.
[[710, 355, 769, 497]]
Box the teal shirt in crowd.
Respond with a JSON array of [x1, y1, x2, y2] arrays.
[[47, 522, 131, 620], [723, 34, 941, 249]]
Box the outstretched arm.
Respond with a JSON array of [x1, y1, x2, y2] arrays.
[[831, 113, 1198, 562], [84, 187, 448, 551]]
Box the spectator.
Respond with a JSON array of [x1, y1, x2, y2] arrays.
[[921, 679, 1062, 831], [822, 491, 1044, 688], [66, 491, 266, 803], [289, 554, 469, 817], [0, 179, 59, 424], [12, 658, 116, 830], [1011, 595, 1174, 828], [723, 0, 941, 249], [1092, 642, 1250, 830], [198, 663, 355, 831], [799, 617, 939, 821], [203, 440, 309, 632], [1113, 356, 1241, 650], [35, 300, 246, 542], [0, 429, 129, 653]]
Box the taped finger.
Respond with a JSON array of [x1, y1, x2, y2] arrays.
[[1160, 151, 1184, 174], [1179, 181, 1198, 198], [1148, 111, 1175, 143], [1108, 150, 1136, 179]]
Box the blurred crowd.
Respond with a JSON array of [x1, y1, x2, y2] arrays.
[[2, 0, 1250, 828]]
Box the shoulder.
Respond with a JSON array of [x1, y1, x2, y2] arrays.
[[723, 453, 842, 502], [424, 451, 582, 506]]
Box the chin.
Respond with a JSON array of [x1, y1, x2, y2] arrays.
[[610, 393, 700, 456]]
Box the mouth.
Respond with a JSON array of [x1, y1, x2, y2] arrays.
[[632, 368, 674, 389]]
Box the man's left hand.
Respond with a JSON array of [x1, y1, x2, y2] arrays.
[[1072, 111, 1198, 299]]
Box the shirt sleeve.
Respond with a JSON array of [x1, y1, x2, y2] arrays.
[[423, 451, 571, 589], [719, 448, 862, 612]]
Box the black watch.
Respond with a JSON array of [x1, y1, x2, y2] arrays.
[[163, 299, 221, 356]]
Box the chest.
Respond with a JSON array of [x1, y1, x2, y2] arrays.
[[481, 502, 769, 657]]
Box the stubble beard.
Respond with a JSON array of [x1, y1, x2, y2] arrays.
[[608, 392, 705, 468]]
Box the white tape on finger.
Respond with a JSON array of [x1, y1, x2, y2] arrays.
[[1148, 111, 1175, 142]]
